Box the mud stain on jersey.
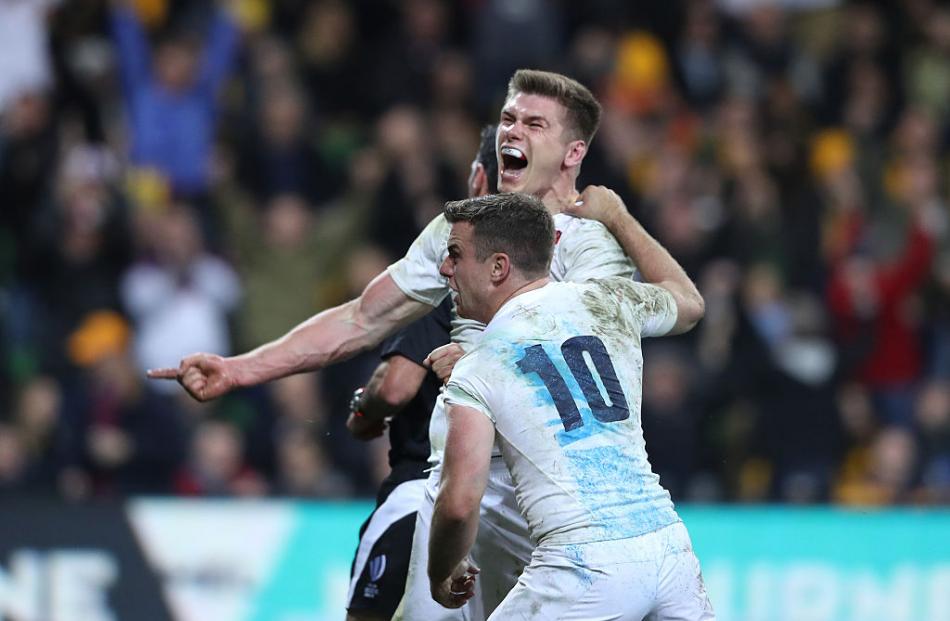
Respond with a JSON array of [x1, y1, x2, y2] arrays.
[[583, 278, 677, 344], [581, 281, 637, 341]]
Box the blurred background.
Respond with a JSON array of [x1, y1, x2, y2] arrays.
[[1, 0, 949, 619]]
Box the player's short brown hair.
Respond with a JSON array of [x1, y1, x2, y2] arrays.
[[507, 69, 602, 144], [443, 193, 554, 278]]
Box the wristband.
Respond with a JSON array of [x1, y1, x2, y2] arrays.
[[349, 387, 365, 418]]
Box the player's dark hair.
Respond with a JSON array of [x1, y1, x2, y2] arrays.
[[477, 124, 498, 192], [507, 69, 602, 144], [443, 193, 554, 278]]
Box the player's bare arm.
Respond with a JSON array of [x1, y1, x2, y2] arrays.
[[428, 404, 493, 608], [148, 272, 432, 401], [347, 355, 429, 440], [566, 185, 705, 334]]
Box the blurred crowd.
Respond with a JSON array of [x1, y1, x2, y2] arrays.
[[1, 0, 949, 506]]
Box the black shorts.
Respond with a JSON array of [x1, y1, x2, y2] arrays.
[[347, 477, 426, 617]]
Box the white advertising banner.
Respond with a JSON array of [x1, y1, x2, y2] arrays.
[[127, 500, 369, 621]]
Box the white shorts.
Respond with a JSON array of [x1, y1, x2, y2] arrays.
[[393, 458, 533, 621], [489, 522, 716, 621]]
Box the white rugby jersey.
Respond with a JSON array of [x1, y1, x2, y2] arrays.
[[386, 211, 636, 465], [444, 279, 680, 546]]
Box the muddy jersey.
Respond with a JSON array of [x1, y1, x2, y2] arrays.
[[387, 212, 636, 465], [443, 279, 680, 545]]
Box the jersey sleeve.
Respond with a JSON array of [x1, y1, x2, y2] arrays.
[[614, 279, 679, 337], [443, 353, 495, 424], [386, 214, 452, 306], [590, 278, 677, 337], [380, 297, 452, 366], [554, 218, 636, 283]]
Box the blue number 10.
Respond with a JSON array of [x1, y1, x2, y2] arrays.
[[516, 335, 629, 432]]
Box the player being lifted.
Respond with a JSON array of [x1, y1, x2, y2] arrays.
[[151, 69, 642, 619], [395, 69, 638, 621], [432, 192, 713, 620]]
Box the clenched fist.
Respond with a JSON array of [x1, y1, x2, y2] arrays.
[[561, 185, 627, 228], [431, 559, 479, 609], [425, 343, 466, 383]]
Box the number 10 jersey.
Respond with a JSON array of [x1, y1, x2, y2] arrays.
[[444, 278, 681, 546]]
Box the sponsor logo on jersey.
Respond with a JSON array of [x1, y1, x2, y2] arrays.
[[362, 554, 387, 599], [368, 554, 387, 582]]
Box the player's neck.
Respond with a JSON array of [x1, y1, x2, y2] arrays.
[[489, 277, 551, 321], [538, 179, 579, 216]]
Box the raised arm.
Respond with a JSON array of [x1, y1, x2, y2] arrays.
[[148, 271, 432, 401], [566, 186, 705, 334], [110, 4, 151, 94], [196, 5, 240, 93]]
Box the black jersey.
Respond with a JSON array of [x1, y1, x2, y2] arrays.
[[379, 297, 452, 483]]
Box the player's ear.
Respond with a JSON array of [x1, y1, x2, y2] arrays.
[[470, 163, 489, 198], [563, 139, 587, 168], [490, 253, 511, 283]]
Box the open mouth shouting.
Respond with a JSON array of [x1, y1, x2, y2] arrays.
[[499, 145, 528, 187]]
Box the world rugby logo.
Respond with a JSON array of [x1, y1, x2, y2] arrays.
[[368, 554, 387, 582]]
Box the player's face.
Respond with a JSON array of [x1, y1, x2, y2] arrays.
[[440, 222, 492, 322], [497, 93, 573, 195]]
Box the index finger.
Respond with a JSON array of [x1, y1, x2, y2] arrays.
[[146, 368, 180, 380]]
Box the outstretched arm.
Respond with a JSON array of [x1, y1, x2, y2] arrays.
[[148, 271, 432, 401], [566, 186, 705, 334]]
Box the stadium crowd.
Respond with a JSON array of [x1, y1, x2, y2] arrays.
[[1, 0, 948, 506]]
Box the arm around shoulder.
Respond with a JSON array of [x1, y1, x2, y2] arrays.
[[657, 279, 705, 335], [569, 186, 704, 334]]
